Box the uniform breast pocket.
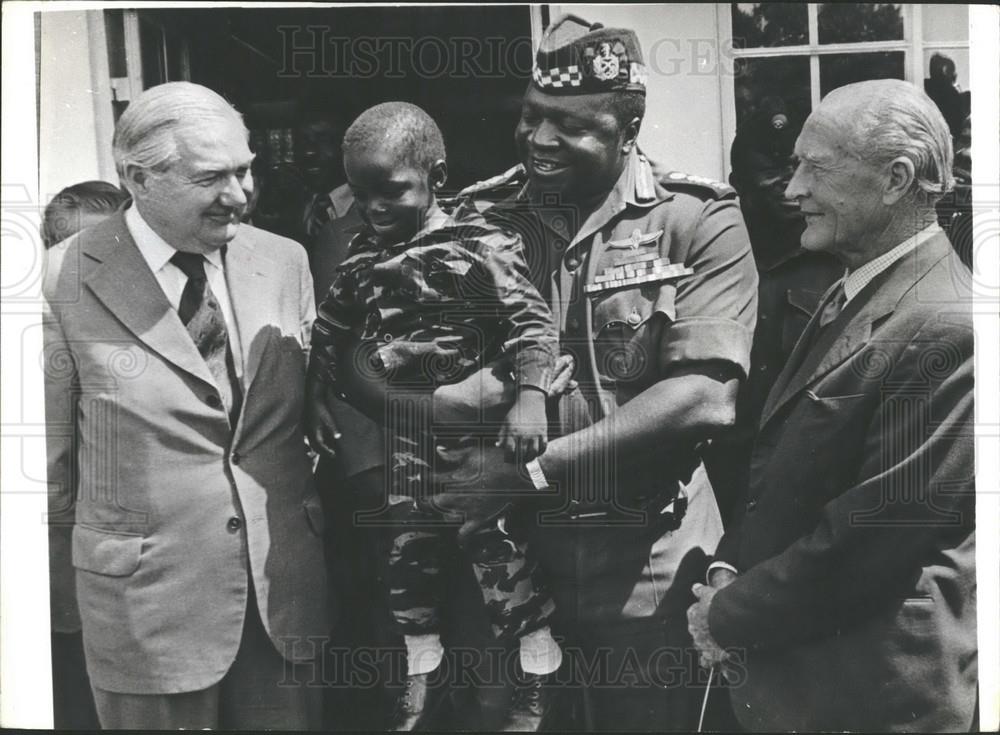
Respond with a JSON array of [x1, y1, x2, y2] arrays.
[[591, 288, 658, 385]]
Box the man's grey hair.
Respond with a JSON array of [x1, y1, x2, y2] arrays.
[[825, 79, 954, 202], [112, 82, 248, 187]]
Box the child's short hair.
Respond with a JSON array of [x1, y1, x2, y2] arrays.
[[342, 102, 446, 171], [42, 180, 129, 248]]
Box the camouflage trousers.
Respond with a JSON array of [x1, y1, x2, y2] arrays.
[[381, 476, 555, 643]]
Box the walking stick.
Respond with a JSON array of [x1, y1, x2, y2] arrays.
[[696, 664, 716, 733]]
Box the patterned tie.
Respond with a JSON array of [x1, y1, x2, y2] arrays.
[[170, 251, 242, 424], [304, 193, 333, 239], [818, 280, 847, 328]]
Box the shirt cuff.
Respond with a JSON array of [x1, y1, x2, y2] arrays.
[[706, 561, 739, 584], [513, 347, 556, 393]]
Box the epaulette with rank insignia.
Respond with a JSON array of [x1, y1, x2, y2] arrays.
[[653, 168, 737, 200]]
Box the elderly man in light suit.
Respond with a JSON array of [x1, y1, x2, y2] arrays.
[[44, 82, 329, 730], [687, 79, 976, 731]]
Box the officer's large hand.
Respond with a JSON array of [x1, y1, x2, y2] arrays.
[[424, 442, 531, 539]]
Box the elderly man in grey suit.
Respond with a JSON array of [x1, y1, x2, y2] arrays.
[[687, 79, 976, 731], [44, 82, 329, 730]]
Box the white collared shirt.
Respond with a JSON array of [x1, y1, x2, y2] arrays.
[[125, 205, 244, 376], [843, 223, 942, 304]]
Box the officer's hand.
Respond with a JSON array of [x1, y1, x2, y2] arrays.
[[305, 379, 341, 458], [423, 443, 527, 525], [497, 388, 548, 461], [547, 354, 578, 397]]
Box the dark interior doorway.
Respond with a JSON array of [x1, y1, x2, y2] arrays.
[[137, 5, 535, 191]]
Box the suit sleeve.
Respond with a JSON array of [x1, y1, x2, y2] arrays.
[[708, 316, 975, 651], [43, 288, 81, 632], [298, 246, 317, 354]]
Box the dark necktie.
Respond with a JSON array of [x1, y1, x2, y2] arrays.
[[818, 280, 847, 328], [170, 251, 243, 424], [305, 193, 333, 239]]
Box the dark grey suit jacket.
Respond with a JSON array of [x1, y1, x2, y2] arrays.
[[711, 232, 976, 732]]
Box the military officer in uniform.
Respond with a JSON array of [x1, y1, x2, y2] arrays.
[[702, 99, 842, 525], [410, 15, 759, 730]]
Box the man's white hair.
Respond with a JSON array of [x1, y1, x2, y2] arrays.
[[112, 82, 248, 188], [823, 79, 954, 202]]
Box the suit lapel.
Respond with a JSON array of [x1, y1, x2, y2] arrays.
[[759, 280, 842, 424], [223, 231, 276, 395], [83, 213, 217, 388], [759, 234, 953, 430]]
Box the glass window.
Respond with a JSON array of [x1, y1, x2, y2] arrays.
[[104, 9, 128, 78], [140, 19, 166, 88], [922, 5, 969, 43], [731, 3, 808, 49], [734, 56, 811, 126], [817, 3, 903, 44], [819, 51, 905, 96]]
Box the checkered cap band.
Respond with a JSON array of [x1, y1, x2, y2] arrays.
[[629, 62, 648, 87], [532, 64, 584, 89]]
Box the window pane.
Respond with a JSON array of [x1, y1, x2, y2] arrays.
[[922, 5, 968, 43], [817, 3, 903, 44], [734, 56, 811, 127], [819, 51, 905, 97], [731, 3, 808, 49], [140, 20, 166, 88], [103, 10, 128, 79]]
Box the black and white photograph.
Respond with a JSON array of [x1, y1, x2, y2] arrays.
[[1, 2, 998, 732]]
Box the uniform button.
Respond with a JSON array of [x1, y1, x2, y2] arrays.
[[568, 317, 580, 330], [566, 256, 580, 271], [231, 452, 241, 465], [554, 239, 566, 251], [227, 516, 242, 532], [746, 499, 758, 512], [206, 394, 222, 409]]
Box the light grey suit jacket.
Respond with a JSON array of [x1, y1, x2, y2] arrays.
[[44, 211, 329, 694]]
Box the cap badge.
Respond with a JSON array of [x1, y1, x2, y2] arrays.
[[592, 41, 621, 80]]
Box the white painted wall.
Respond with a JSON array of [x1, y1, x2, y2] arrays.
[[552, 3, 729, 180], [38, 10, 116, 203]]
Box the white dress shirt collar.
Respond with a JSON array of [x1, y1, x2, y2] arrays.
[[125, 205, 225, 273], [843, 223, 941, 304]]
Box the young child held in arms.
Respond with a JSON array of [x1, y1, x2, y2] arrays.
[[308, 102, 566, 731]]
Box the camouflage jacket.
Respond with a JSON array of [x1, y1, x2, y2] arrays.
[[312, 201, 557, 391]]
